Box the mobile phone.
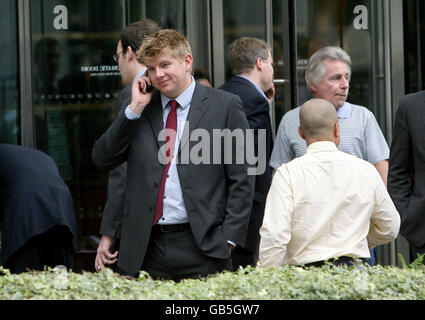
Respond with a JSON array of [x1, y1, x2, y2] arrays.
[[144, 69, 153, 92]]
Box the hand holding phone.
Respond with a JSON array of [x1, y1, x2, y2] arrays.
[[129, 76, 154, 115]]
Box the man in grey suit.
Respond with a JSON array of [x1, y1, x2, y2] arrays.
[[388, 91, 425, 263], [95, 19, 160, 272], [92, 29, 254, 280]]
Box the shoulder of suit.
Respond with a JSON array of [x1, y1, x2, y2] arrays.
[[201, 83, 241, 102], [118, 85, 132, 98], [220, 77, 266, 102], [400, 90, 425, 107]]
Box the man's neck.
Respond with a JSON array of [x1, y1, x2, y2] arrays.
[[131, 64, 146, 79], [239, 71, 261, 89]]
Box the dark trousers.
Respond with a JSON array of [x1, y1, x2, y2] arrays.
[[410, 244, 425, 264], [232, 245, 257, 271], [139, 224, 232, 282], [3, 225, 75, 274]]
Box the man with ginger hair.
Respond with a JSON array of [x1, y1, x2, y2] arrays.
[[92, 29, 254, 280], [258, 99, 400, 268]]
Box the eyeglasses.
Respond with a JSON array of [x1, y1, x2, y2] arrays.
[[113, 50, 123, 63]]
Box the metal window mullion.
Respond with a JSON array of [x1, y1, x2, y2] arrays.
[[17, 0, 34, 148], [210, 0, 225, 87]]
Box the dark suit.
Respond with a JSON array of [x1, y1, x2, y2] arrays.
[[219, 76, 273, 269], [100, 85, 131, 240], [0, 144, 77, 273], [92, 83, 255, 277], [388, 91, 425, 260]]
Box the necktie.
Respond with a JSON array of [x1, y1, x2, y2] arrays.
[[153, 100, 178, 225]]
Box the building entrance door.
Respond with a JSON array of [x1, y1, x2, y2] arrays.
[[210, 0, 294, 135]]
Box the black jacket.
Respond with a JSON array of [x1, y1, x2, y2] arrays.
[[388, 91, 425, 248], [220, 76, 273, 251], [0, 144, 77, 264]]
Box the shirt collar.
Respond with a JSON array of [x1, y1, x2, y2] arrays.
[[337, 102, 351, 119], [236, 75, 268, 101], [161, 76, 196, 110], [306, 141, 339, 154]]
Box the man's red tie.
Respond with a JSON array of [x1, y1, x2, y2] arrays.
[[153, 100, 178, 225]]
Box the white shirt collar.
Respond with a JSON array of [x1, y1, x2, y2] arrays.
[[161, 76, 196, 110]]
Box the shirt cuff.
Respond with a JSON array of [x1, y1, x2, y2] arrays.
[[125, 105, 141, 120], [227, 240, 236, 248]]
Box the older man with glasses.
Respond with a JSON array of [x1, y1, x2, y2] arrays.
[[270, 46, 390, 266]]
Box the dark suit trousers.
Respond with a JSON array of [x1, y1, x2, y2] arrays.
[[232, 243, 258, 271], [410, 244, 425, 264], [3, 225, 75, 274], [136, 225, 232, 282]]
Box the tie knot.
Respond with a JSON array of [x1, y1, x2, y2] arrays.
[[169, 100, 178, 111]]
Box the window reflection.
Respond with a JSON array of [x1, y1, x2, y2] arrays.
[[296, 0, 373, 114], [223, 0, 266, 81], [129, 0, 186, 31], [404, 0, 425, 94], [31, 0, 124, 269], [30, 0, 188, 271], [0, 0, 19, 144]]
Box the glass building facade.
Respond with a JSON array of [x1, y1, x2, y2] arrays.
[[0, 0, 421, 270]]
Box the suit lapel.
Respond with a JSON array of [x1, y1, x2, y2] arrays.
[[178, 84, 209, 155]]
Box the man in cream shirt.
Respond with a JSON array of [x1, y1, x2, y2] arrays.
[[258, 99, 400, 267]]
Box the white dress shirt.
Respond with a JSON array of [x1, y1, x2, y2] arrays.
[[258, 141, 400, 267]]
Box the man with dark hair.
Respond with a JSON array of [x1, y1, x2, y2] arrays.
[[219, 37, 274, 270], [93, 29, 254, 280], [95, 19, 160, 272]]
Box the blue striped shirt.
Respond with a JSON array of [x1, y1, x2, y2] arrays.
[[270, 102, 389, 169]]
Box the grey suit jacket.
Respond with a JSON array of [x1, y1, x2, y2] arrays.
[[388, 90, 425, 248], [92, 83, 255, 275], [100, 85, 131, 238]]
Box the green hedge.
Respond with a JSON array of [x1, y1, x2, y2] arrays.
[[1, 256, 424, 300]]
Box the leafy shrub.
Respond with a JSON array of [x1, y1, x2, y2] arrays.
[[0, 257, 424, 300]]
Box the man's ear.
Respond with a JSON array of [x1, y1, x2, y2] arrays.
[[126, 46, 135, 61], [184, 54, 194, 72], [334, 121, 340, 139], [309, 81, 317, 93], [255, 57, 263, 71], [334, 121, 340, 138], [334, 121, 340, 146], [298, 126, 305, 140]]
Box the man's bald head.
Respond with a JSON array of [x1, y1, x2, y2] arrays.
[[298, 99, 340, 145]]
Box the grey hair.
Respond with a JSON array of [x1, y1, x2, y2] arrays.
[[305, 46, 352, 87]]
